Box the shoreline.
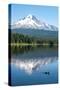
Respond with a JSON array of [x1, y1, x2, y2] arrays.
[[9, 43, 58, 47]]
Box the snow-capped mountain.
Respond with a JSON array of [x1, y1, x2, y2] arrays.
[[11, 14, 58, 31]]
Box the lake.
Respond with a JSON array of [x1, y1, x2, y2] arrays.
[[9, 45, 58, 86]]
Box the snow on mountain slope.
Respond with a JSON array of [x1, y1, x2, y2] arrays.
[[11, 14, 58, 31]]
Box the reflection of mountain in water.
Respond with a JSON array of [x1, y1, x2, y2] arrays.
[[11, 57, 57, 75]]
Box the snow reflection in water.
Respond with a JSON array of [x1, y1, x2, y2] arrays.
[[11, 57, 57, 75]]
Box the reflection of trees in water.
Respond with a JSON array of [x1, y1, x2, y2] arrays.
[[11, 45, 36, 55], [11, 45, 57, 55]]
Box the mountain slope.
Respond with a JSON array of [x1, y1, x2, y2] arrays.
[[11, 14, 58, 31], [11, 28, 58, 40]]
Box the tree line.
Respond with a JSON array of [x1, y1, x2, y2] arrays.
[[11, 33, 58, 46]]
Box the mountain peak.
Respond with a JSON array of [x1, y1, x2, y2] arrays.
[[26, 14, 39, 21], [27, 14, 33, 19]]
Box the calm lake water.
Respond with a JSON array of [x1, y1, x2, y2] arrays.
[[9, 45, 58, 86]]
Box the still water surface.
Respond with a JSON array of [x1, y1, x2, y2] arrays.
[[10, 46, 58, 86]]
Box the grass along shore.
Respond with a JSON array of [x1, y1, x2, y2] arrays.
[[10, 43, 58, 47]]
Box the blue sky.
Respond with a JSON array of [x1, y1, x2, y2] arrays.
[[10, 4, 58, 27]]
